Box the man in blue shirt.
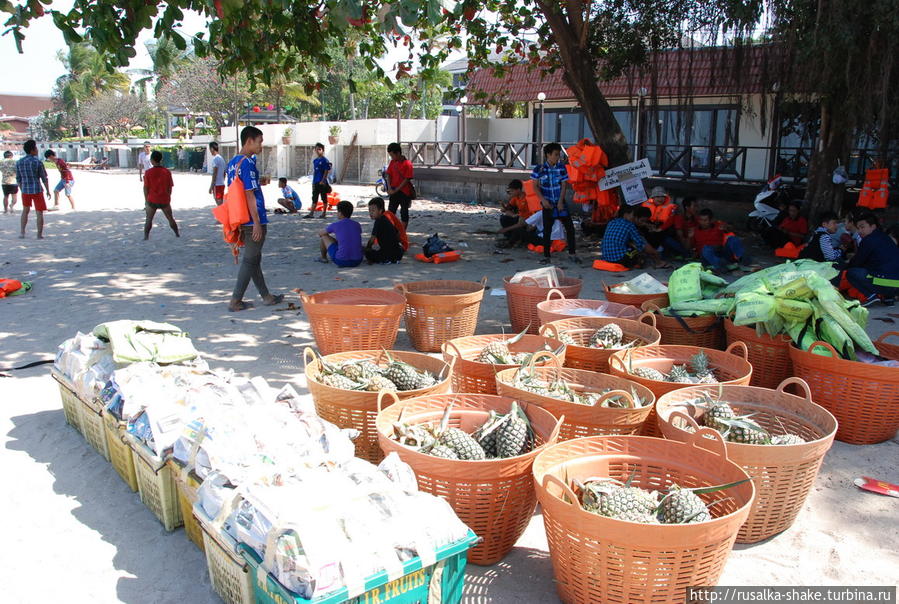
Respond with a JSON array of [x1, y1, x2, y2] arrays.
[[846, 212, 899, 306], [601, 205, 667, 268], [276, 177, 302, 213], [531, 142, 580, 264], [225, 126, 283, 312], [16, 139, 50, 239], [304, 142, 332, 219]]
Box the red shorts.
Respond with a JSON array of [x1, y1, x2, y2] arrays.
[[22, 193, 47, 211], [214, 185, 225, 200]]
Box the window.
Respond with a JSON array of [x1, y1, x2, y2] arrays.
[[534, 107, 635, 145], [642, 105, 740, 173]]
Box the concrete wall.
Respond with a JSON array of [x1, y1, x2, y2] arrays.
[[489, 118, 529, 142]]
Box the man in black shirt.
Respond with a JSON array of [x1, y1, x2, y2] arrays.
[[365, 197, 404, 264]]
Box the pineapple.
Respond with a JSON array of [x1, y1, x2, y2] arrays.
[[382, 350, 423, 391], [589, 324, 623, 348], [666, 364, 693, 383], [414, 371, 437, 390], [598, 486, 660, 520], [475, 326, 529, 364], [495, 402, 531, 457], [364, 375, 398, 392], [392, 421, 436, 451], [632, 366, 666, 381], [771, 433, 806, 445], [320, 372, 363, 390], [716, 416, 771, 444], [340, 360, 379, 381], [703, 400, 735, 432], [656, 485, 711, 524], [473, 411, 508, 457], [429, 444, 460, 459], [556, 331, 578, 346], [689, 351, 717, 383], [438, 428, 487, 460]]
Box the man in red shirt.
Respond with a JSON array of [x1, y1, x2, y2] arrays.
[[674, 196, 700, 251], [44, 149, 75, 210], [385, 142, 414, 226], [776, 201, 808, 245], [692, 208, 748, 272], [142, 150, 179, 240]]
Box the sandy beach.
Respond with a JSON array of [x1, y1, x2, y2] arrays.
[[1, 169, 896, 603]]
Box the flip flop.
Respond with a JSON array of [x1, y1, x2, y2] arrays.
[[263, 294, 285, 306], [228, 300, 254, 312]]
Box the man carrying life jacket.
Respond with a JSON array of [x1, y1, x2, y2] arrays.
[[642, 186, 689, 258], [365, 197, 405, 264]]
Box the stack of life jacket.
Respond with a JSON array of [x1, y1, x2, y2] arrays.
[[315, 191, 341, 212], [565, 139, 618, 219], [857, 168, 890, 210]]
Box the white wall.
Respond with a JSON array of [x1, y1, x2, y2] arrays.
[[489, 118, 529, 142]]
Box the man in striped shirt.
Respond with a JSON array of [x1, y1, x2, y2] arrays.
[[531, 142, 580, 265], [15, 140, 50, 239]]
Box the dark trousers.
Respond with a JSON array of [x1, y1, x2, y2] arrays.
[[542, 209, 577, 257], [845, 267, 899, 298], [365, 245, 404, 264], [388, 191, 412, 225], [232, 225, 270, 300], [500, 215, 527, 244], [311, 182, 329, 213], [646, 227, 689, 257]]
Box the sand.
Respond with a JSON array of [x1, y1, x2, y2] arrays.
[[0, 169, 897, 603]]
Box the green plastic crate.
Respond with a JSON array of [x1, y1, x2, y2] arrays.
[[240, 531, 477, 604]]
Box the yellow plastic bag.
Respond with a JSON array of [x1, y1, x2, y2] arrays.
[[776, 298, 814, 323], [733, 292, 777, 326], [668, 263, 703, 304], [773, 276, 814, 300]]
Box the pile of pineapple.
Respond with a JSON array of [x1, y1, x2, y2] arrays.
[[391, 402, 535, 460], [681, 394, 807, 445], [474, 327, 559, 365], [512, 367, 648, 408], [556, 323, 640, 350], [629, 351, 719, 384], [573, 475, 747, 524], [314, 351, 439, 392]]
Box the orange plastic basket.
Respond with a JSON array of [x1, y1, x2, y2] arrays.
[[656, 378, 837, 543], [394, 278, 486, 352], [641, 300, 725, 350], [304, 348, 452, 463], [724, 319, 794, 389], [608, 342, 753, 437], [539, 313, 661, 373], [495, 351, 656, 441], [532, 434, 755, 604], [789, 341, 899, 445], [376, 393, 563, 565], [536, 290, 642, 325], [442, 333, 565, 394], [602, 280, 669, 308], [300, 288, 405, 355], [504, 273, 583, 334], [875, 331, 899, 360]]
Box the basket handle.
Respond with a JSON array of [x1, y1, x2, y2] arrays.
[[479, 276, 488, 288], [608, 351, 628, 374], [545, 288, 566, 301], [601, 280, 612, 293], [443, 340, 463, 359], [874, 331, 899, 345], [439, 355, 456, 380], [394, 283, 409, 296], [638, 312, 657, 328], [668, 409, 703, 433], [297, 289, 310, 304], [806, 340, 839, 356], [538, 323, 559, 339], [547, 413, 565, 444], [526, 349, 563, 379], [302, 347, 317, 370], [725, 340, 749, 361], [776, 377, 812, 402], [377, 390, 401, 414], [686, 424, 730, 460], [541, 473, 579, 507], [641, 300, 662, 313], [596, 389, 636, 409]]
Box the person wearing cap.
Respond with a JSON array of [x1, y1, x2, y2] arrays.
[[642, 186, 689, 258]]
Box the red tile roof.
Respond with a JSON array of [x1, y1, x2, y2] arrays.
[[0, 94, 53, 119], [467, 45, 779, 102]]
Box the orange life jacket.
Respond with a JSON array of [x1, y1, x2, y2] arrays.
[[212, 156, 249, 262], [384, 211, 409, 250], [0, 279, 22, 298], [642, 196, 676, 228]]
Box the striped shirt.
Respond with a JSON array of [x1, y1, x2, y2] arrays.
[[601, 218, 646, 262], [15, 154, 47, 195]]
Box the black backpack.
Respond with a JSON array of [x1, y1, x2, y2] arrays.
[[799, 231, 825, 261], [422, 233, 453, 258]]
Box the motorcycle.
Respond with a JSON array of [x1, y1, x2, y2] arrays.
[[374, 166, 389, 199], [746, 178, 801, 233]]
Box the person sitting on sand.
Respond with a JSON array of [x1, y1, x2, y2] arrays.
[[496, 179, 532, 248], [600, 205, 668, 268], [692, 208, 749, 272], [276, 177, 302, 214], [364, 197, 404, 264], [142, 151, 180, 240], [317, 200, 363, 267]]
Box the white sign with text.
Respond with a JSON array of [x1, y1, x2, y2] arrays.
[[621, 177, 648, 205], [599, 158, 652, 190]]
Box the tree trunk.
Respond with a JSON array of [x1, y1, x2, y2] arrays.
[[805, 100, 854, 215], [536, 2, 631, 167]]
